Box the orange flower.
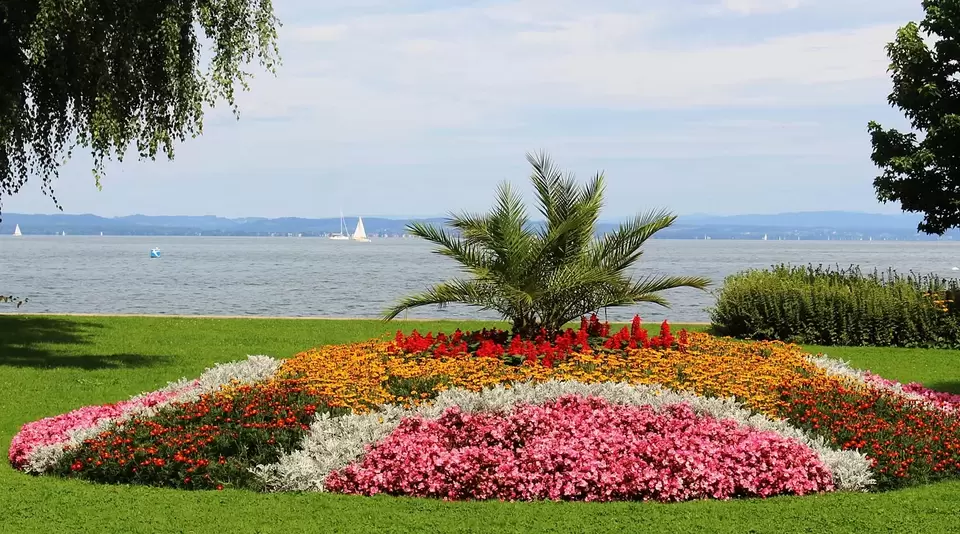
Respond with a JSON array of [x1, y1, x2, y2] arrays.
[[277, 332, 854, 416]]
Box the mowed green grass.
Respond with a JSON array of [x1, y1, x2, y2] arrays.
[[2, 315, 960, 534]]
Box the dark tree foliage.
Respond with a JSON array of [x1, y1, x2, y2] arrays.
[[868, 0, 960, 235], [0, 0, 280, 220]]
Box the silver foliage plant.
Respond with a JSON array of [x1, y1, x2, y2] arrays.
[[251, 380, 875, 493], [22, 355, 282, 474]]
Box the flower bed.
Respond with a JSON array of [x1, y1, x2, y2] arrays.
[[9, 355, 281, 474], [52, 380, 346, 490], [325, 397, 834, 501], [9, 315, 960, 500], [9, 384, 196, 471], [778, 379, 960, 488]]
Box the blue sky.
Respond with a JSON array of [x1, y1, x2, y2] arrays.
[[4, 0, 928, 219]]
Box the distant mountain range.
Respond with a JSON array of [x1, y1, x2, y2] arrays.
[[678, 211, 926, 228], [0, 211, 955, 240]]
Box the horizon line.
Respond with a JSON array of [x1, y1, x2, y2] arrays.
[[0, 209, 920, 221]]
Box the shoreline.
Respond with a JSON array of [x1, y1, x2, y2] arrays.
[[0, 312, 711, 325]]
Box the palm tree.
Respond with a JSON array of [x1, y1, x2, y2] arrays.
[[383, 152, 710, 337]]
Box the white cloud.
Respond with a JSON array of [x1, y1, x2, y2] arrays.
[[193, 0, 915, 176], [526, 25, 896, 106], [228, 1, 900, 134], [719, 0, 803, 15], [289, 24, 348, 42], [10, 1, 929, 218]]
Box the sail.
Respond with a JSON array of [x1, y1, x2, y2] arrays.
[[352, 217, 367, 240], [13, 224, 21, 236]]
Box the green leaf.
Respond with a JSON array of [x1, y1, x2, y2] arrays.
[[384, 152, 711, 335], [867, 2, 960, 235], [0, 1, 281, 221]]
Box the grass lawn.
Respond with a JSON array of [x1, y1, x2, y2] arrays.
[[2, 315, 960, 533]]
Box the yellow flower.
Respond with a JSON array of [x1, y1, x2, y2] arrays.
[[275, 332, 852, 416]]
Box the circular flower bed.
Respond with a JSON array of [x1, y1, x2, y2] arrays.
[[9, 315, 960, 500]]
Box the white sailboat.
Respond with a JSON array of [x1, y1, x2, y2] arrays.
[[329, 210, 350, 240], [13, 224, 22, 236], [352, 216, 371, 242], [762, 233, 768, 241]]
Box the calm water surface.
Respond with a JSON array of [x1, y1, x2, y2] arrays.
[[4, 236, 960, 322]]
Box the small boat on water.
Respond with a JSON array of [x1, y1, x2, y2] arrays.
[[352, 217, 370, 242], [150, 248, 161, 258], [12, 224, 21, 236], [329, 210, 350, 240]]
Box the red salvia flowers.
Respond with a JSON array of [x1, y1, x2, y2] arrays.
[[390, 314, 689, 366]]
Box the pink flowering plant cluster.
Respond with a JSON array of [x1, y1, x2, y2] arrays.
[[9, 385, 195, 470], [325, 396, 834, 502], [9, 356, 281, 474]]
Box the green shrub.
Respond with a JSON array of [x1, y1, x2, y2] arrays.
[[710, 264, 960, 348]]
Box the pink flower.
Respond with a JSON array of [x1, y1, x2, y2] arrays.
[[9, 382, 198, 469], [325, 396, 834, 502]]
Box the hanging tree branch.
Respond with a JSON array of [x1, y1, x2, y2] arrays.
[[0, 0, 281, 220]]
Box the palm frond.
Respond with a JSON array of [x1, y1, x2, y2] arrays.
[[527, 150, 583, 238], [547, 273, 710, 327], [381, 279, 500, 321], [527, 177, 601, 278], [487, 181, 534, 277], [405, 221, 491, 274], [591, 208, 676, 272], [527, 150, 563, 223], [447, 210, 490, 239], [534, 264, 624, 327], [627, 274, 711, 296], [578, 171, 605, 209]]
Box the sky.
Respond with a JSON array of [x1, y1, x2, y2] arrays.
[[2, 0, 931, 219]]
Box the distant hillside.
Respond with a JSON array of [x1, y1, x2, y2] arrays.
[[0, 213, 447, 237], [0, 211, 955, 240], [676, 211, 924, 229]]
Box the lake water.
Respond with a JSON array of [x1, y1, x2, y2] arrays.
[[3, 236, 960, 323]]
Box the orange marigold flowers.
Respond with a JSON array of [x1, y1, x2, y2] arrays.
[[279, 332, 842, 416]]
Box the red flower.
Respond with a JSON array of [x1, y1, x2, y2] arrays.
[[630, 315, 642, 341]]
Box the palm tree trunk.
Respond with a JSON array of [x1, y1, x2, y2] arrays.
[[511, 313, 542, 339]]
